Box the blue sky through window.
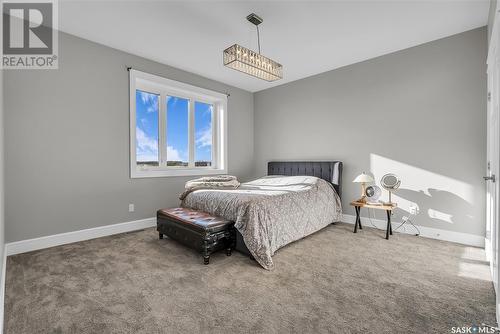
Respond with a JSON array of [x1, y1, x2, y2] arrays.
[[136, 90, 159, 165], [166, 96, 189, 165], [136, 90, 213, 167], [195, 102, 213, 166]]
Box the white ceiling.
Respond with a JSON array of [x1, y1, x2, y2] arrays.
[[59, 0, 490, 92]]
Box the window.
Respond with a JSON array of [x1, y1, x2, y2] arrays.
[[130, 70, 227, 178]]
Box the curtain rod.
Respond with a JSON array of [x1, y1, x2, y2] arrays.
[[126, 66, 230, 97]]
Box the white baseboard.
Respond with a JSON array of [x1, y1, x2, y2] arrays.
[[342, 214, 484, 248], [3, 213, 484, 256], [5, 217, 156, 256]]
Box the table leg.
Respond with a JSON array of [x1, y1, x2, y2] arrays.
[[389, 212, 393, 235], [386, 210, 391, 240], [354, 206, 360, 233], [358, 209, 363, 230]]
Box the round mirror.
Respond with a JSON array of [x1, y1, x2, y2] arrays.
[[381, 174, 401, 190]]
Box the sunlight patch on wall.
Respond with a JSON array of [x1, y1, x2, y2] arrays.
[[370, 154, 474, 226], [427, 209, 453, 224]]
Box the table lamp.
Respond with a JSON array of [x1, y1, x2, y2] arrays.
[[353, 172, 374, 203]]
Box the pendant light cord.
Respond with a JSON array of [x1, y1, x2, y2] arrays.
[[257, 25, 261, 54]]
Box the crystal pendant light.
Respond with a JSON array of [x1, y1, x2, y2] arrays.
[[223, 13, 283, 82]]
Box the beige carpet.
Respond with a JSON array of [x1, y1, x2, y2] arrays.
[[4, 223, 496, 334]]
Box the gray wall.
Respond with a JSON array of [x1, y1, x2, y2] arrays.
[[4, 32, 254, 242], [2, 28, 488, 241], [253, 27, 487, 237], [489, 0, 497, 44], [0, 68, 5, 313]]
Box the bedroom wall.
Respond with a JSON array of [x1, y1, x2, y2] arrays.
[[0, 68, 5, 322], [3, 32, 254, 242], [253, 27, 487, 238], [489, 0, 497, 43]]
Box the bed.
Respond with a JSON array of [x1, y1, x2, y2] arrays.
[[181, 161, 343, 270]]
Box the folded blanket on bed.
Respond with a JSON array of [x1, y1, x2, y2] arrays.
[[179, 175, 240, 200]]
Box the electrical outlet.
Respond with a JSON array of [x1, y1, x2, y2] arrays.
[[128, 204, 135, 212]]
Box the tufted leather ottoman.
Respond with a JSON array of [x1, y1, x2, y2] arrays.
[[157, 207, 236, 265]]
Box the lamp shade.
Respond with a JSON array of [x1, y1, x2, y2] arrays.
[[353, 173, 374, 183]]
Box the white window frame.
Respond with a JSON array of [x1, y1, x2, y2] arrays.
[[130, 69, 227, 178]]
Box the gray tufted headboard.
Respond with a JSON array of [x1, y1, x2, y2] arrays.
[[267, 161, 343, 198]]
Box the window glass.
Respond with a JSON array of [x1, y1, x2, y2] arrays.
[[194, 101, 213, 167], [166, 96, 189, 166], [136, 90, 159, 167]]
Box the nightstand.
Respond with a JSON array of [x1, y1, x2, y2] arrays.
[[350, 201, 397, 240]]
